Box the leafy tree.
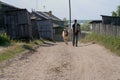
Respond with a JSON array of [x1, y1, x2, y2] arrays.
[[112, 11, 117, 17], [112, 5, 120, 17], [116, 5, 120, 17]]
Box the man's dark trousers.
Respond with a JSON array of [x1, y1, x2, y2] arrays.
[[73, 32, 79, 47]]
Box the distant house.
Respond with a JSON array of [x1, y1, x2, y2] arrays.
[[90, 20, 102, 34], [90, 15, 120, 36], [31, 11, 64, 40], [0, 1, 32, 39]]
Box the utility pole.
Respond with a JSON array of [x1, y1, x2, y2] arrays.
[[69, 0, 72, 41], [69, 0, 71, 28]]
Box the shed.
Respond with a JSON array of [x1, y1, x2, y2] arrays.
[[5, 9, 32, 39]]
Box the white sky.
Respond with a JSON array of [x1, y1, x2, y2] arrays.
[[1, 0, 120, 20]]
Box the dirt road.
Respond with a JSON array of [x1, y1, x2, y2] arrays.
[[0, 42, 120, 80]]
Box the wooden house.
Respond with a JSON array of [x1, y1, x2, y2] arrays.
[[31, 11, 64, 40], [0, 1, 19, 32], [5, 9, 32, 39], [0, 1, 32, 39], [90, 15, 120, 36]]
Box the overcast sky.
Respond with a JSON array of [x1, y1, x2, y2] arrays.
[[1, 0, 120, 20]]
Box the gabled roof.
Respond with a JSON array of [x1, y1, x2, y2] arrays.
[[31, 11, 47, 20], [31, 11, 62, 21], [36, 11, 50, 19], [44, 12, 61, 21], [0, 1, 20, 9]]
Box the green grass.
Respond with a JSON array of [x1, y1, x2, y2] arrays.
[[0, 45, 25, 62], [0, 39, 43, 62], [81, 33, 120, 56]]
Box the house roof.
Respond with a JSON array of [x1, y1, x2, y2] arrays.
[[101, 15, 120, 18], [90, 20, 102, 24], [101, 15, 120, 26], [5, 9, 27, 13], [0, 1, 20, 9], [31, 11, 62, 21], [36, 11, 50, 19], [44, 12, 61, 21]]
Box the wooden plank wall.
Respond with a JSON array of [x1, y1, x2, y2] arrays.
[[37, 20, 53, 40], [5, 10, 32, 39], [92, 23, 120, 37]]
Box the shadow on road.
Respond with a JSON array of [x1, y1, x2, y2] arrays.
[[79, 42, 95, 47], [40, 41, 56, 47]]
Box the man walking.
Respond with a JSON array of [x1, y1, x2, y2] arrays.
[[72, 19, 81, 47]]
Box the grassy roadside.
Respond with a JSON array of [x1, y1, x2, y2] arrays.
[[0, 39, 44, 62], [81, 33, 120, 56]]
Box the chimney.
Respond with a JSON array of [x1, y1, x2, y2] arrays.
[[49, 11, 52, 16]]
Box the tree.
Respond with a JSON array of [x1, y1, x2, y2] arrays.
[[112, 11, 117, 17], [112, 5, 120, 17], [116, 5, 120, 17]]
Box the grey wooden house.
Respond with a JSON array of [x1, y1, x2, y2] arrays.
[[0, 1, 19, 32], [31, 11, 64, 40], [0, 1, 32, 39], [90, 15, 120, 37], [5, 9, 32, 39]]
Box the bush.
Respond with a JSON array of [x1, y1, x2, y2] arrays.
[[0, 33, 11, 46]]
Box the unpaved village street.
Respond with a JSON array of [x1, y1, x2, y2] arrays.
[[0, 42, 120, 80]]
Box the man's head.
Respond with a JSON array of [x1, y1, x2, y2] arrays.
[[74, 19, 77, 23]]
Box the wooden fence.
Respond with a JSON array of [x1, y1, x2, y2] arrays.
[[92, 23, 120, 37]]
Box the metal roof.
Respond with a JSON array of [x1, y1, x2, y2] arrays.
[[90, 20, 102, 24], [36, 11, 50, 19], [101, 15, 120, 18], [101, 15, 120, 26], [44, 12, 61, 21], [32, 11, 62, 21]]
